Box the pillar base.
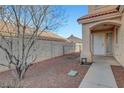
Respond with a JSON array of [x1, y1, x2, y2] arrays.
[[80, 51, 93, 63]]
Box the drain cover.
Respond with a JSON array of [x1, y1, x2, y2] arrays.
[[67, 70, 78, 77]]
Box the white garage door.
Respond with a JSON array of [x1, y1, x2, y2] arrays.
[[93, 33, 106, 55]]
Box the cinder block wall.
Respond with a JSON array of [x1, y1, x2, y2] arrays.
[[75, 43, 82, 52], [0, 38, 75, 72]]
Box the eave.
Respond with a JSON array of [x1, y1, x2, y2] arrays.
[[77, 9, 122, 24]]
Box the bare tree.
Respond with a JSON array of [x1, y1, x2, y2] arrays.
[[0, 5, 66, 80]]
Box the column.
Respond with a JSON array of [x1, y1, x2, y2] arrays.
[[80, 24, 93, 63]]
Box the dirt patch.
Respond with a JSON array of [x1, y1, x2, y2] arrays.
[[111, 65, 124, 88], [0, 53, 90, 88]]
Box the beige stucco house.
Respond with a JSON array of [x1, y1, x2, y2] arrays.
[[78, 5, 124, 66], [67, 35, 82, 53]]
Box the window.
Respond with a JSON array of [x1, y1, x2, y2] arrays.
[[116, 28, 118, 44]]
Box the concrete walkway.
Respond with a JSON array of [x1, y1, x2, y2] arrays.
[[79, 56, 120, 88]]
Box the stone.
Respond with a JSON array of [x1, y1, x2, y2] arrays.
[[67, 70, 78, 77]]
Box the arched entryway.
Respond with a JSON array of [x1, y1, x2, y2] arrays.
[[90, 20, 121, 56]]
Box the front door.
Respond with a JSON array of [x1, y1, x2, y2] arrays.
[[93, 33, 106, 55]]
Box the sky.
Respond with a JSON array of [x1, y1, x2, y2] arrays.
[[55, 5, 88, 39]]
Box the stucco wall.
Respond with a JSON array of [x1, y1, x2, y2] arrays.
[[113, 13, 124, 66], [0, 38, 75, 72], [80, 5, 124, 65], [80, 15, 121, 63]]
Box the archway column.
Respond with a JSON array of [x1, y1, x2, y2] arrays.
[[81, 25, 93, 63]]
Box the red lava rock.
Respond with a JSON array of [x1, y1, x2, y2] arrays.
[[0, 53, 90, 88], [111, 65, 124, 88]]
